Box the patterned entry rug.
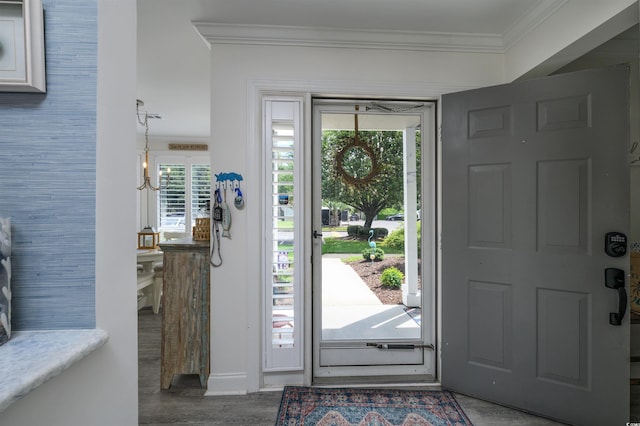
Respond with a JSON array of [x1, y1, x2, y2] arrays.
[[275, 386, 473, 425]]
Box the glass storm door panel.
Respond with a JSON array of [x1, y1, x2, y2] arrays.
[[312, 99, 436, 379]]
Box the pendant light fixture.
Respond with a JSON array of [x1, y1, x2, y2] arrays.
[[136, 99, 170, 191], [136, 99, 169, 249]]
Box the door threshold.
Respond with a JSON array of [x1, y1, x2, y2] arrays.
[[312, 375, 438, 388]]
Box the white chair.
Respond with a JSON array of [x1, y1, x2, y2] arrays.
[[137, 270, 156, 311], [149, 232, 190, 314]]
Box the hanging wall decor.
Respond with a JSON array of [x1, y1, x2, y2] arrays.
[[0, 0, 46, 93]]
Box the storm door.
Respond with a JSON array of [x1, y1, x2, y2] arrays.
[[312, 99, 436, 380], [441, 66, 630, 425]]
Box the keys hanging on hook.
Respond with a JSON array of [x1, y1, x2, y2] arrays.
[[234, 180, 244, 209], [212, 189, 223, 222]]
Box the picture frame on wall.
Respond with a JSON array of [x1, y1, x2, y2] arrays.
[[0, 0, 45, 93]]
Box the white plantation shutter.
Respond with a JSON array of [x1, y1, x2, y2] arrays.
[[156, 157, 210, 236], [263, 97, 304, 371], [191, 164, 212, 221], [158, 163, 186, 232]]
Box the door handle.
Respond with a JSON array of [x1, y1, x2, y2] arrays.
[[313, 230, 323, 239], [605, 268, 627, 326]]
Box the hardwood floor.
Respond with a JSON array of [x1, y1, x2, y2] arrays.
[[138, 308, 564, 425]]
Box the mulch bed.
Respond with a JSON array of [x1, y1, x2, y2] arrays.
[[345, 256, 420, 305]]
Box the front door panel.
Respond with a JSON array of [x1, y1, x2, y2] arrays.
[[442, 66, 630, 425]]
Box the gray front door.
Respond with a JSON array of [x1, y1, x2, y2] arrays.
[[442, 66, 630, 425]]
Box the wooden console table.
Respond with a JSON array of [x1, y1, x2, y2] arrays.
[[158, 237, 210, 389]]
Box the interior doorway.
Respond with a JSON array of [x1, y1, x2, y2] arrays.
[[311, 99, 437, 381]]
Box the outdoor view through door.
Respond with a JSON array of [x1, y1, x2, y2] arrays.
[[313, 100, 436, 379]]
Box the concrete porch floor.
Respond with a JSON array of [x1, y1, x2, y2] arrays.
[[321, 257, 421, 341]]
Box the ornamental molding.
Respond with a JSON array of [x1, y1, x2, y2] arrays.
[[194, 1, 567, 54], [194, 22, 503, 53]]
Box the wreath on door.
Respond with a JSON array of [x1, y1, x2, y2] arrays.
[[335, 107, 383, 187]]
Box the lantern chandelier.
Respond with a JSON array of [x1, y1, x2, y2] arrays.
[[136, 99, 170, 191]]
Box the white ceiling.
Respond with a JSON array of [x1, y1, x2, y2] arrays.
[[134, 0, 597, 138]]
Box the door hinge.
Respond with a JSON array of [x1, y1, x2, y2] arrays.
[[366, 342, 435, 350]]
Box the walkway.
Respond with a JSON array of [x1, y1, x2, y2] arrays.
[[321, 257, 420, 341]]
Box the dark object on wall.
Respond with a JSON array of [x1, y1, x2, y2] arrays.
[[0, 217, 11, 346]]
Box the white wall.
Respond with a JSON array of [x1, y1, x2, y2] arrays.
[[553, 25, 640, 240], [505, 0, 638, 80], [0, 1, 139, 424], [207, 43, 506, 394], [205, 4, 640, 394]]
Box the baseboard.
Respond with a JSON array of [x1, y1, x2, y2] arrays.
[[204, 372, 249, 396]]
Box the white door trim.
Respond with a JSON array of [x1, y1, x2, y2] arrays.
[[246, 78, 471, 390]]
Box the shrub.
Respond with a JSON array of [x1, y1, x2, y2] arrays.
[[347, 225, 364, 238], [358, 227, 371, 239], [353, 227, 388, 240], [381, 222, 421, 255], [372, 227, 388, 239], [382, 227, 404, 250], [362, 247, 384, 261], [381, 267, 404, 289]]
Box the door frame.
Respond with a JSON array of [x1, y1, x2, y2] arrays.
[[310, 98, 439, 381], [248, 78, 471, 390]]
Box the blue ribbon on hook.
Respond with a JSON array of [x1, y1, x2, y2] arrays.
[[234, 187, 244, 209]]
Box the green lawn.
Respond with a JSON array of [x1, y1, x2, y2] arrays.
[[321, 237, 403, 255], [322, 225, 348, 232], [275, 221, 347, 232]]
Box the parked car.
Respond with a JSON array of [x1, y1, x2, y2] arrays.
[[386, 214, 404, 221]]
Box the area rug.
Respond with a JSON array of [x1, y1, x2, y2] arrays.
[[275, 386, 472, 425]]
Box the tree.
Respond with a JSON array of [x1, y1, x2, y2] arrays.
[[322, 129, 418, 230]]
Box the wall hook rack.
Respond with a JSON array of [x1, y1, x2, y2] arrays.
[[215, 172, 243, 183], [215, 172, 244, 209]]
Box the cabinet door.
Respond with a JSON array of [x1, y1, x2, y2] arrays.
[[161, 248, 210, 389]]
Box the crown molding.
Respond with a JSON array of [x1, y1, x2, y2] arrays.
[[193, 22, 505, 53], [502, 0, 569, 51], [194, 1, 569, 54]]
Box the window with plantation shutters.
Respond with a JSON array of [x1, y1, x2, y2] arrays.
[[263, 97, 304, 371], [156, 156, 210, 237], [158, 163, 186, 232], [191, 164, 211, 221]]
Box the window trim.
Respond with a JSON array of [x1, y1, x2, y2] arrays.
[[140, 152, 211, 238]]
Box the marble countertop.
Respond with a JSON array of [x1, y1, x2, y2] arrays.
[[0, 329, 108, 412], [159, 236, 210, 250]]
